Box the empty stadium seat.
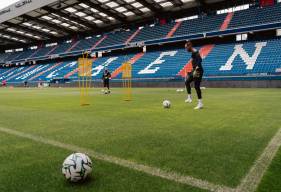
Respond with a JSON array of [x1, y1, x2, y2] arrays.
[[1, 38, 281, 83], [229, 4, 281, 29], [1, 4, 281, 63], [71, 36, 102, 51], [131, 22, 175, 42], [174, 14, 226, 37], [97, 30, 137, 47]]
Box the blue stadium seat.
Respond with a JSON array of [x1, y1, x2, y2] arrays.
[[2, 38, 281, 83], [16, 49, 37, 60], [229, 4, 281, 29], [2, 4, 281, 63], [51, 42, 72, 55], [174, 14, 226, 37], [97, 30, 137, 47], [131, 22, 175, 42], [32, 47, 55, 58], [71, 36, 102, 51]]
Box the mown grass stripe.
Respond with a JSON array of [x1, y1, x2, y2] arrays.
[[236, 128, 281, 192], [0, 127, 234, 192]]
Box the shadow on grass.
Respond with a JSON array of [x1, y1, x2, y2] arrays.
[[63, 176, 95, 188]]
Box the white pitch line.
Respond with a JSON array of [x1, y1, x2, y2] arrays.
[[235, 128, 281, 192], [0, 127, 234, 192]]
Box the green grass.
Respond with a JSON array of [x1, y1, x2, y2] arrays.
[[0, 133, 204, 192], [257, 147, 281, 192], [0, 87, 280, 191]]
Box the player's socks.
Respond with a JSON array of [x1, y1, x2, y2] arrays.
[[194, 99, 203, 110], [185, 94, 192, 103]]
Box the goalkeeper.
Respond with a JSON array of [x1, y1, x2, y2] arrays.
[[185, 41, 204, 109]]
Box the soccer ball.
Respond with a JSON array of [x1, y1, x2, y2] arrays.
[[163, 100, 171, 108], [104, 90, 111, 94], [62, 153, 93, 182]]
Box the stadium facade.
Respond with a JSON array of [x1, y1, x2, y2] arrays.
[[0, 0, 281, 88]]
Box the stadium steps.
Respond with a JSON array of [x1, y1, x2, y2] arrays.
[[28, 62, 63, 81], [166, 21, 182, 38], [177, 12, 235, 77], [97, 30, 136, 48], [5, 52, 24, 62], [0, 68, 14, 77], [90, 36, 108, 51], [66, 41, 81, 52], [131, 22, 175, 42], [64, 58, 97, 79], [28, 47, 43, 59], [173, 14, 226, 37], [125, 28, 142, 44], [228, 4, 281, 29], [178, 45, 215, 77], [220, 12, 234, 31], [111, 53, 145, 78], [46, 45, 59, 56], [5, 65, 36, 81], [2, 38, 281, 82], [71, 37, 101, 52], [2, 4, 281, 63], [27, 47, 53, 58], [16, 50, 37, 61], [0, 53, 11, 63], [51, 43, 72, 55]]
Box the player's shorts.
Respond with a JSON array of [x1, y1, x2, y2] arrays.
[[103, 79, 109, 87]]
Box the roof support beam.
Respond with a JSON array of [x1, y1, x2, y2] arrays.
[[21, 14, 76, 36], [4, 21, 53, 39], [42, 6, 98, 30], [134, 0, 162, 13], [54, 1, 111, 24], [0, 37, 18, 44], [195, 0, 208, 13], [78, 0, 127, 23], [196, 0, 207, 7], [116, 0, 143, 16], [0, 34, 27, 44], [168, 0, 184, 7], [0, 31, 33, 42]]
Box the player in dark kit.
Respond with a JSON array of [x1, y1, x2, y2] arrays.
[[102, 69, 111, 94], [185, 41, 204, 109]]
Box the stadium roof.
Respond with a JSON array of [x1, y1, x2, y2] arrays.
[[0, 0, 251, 48]]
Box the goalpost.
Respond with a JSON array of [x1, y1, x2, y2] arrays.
[[78, 52, 93, 106]]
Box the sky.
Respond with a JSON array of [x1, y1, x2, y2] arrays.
[[0, 0, 20, 10]]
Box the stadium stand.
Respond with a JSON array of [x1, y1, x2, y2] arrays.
[[228, 4, 281, 29], [131, 22, 176, 42], [0, 1, 281, 88], [16, 49, 36, 60], [31, 46, 55, 58], [173, 14, 226, 37], [51, 42, 73, 55], [1, 38, 281, 83], [71, 36, 102, 52], [97, 30, 137, 48], [1, 3, 281, 64]]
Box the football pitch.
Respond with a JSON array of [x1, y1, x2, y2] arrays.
[[0, 87, 280, 192]]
